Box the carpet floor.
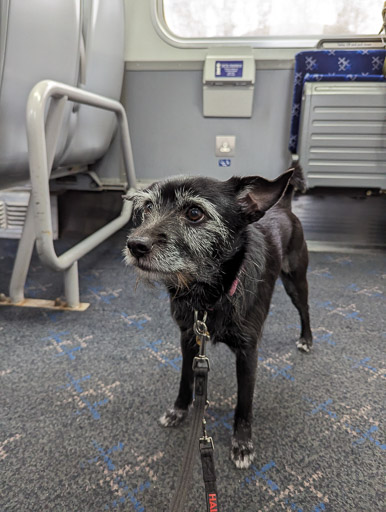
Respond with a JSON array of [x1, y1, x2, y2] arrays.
[[0, 230, 385, 512]]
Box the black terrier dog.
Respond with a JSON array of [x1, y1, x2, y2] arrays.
[[124, 166, 312, 469]]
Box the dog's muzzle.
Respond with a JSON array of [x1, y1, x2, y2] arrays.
[[127, 236, 153, 259]]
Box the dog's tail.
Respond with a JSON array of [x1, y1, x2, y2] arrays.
[[289, 161, 307, 193], [280, 161, 306, 209]]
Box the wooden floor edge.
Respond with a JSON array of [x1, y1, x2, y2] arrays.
[[306, 241, 386, 254], [0, 297, 90, 311]]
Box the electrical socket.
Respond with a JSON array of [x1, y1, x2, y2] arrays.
[[215, 136, 236, 157]]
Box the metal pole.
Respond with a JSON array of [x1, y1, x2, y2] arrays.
[[26, 80, 137, 273], [64, 261, 80, 308], [24, 79, 137, 307], [9, 198, 36, 303]]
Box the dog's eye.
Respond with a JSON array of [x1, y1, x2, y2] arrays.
[[143, 202, 153, 215], [186, 206, 204, 223]]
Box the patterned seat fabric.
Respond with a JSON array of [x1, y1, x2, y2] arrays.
[[289, 50, 386, 153]]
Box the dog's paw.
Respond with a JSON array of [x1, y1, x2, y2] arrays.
[[230, 438, 255, 469], [159, 407, 188, 427], [296, 337, 312, 353]]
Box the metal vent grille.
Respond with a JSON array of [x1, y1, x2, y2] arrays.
[[0, 201, 6, 229], [5, 201, 28, 229], [298, 82, 386, 189], [0, 190, 58, 239]]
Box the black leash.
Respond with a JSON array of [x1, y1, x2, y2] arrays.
[[170, 311, 219, 512]]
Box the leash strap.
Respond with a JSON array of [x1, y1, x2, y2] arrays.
[[200, 436, 219, 511], [170, 359, 209, 511], [170, 311, 219, 512]]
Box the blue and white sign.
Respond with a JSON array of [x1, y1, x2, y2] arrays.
[[218, 159, 231, 167], [215, 61, 243, 78]]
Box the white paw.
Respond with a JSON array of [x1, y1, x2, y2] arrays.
[[159, 407, 188, 427], [230, 438, 255, 469], [296, 338, 311, 353]]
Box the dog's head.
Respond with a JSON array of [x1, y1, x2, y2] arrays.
[[124, 170, 293, 289]]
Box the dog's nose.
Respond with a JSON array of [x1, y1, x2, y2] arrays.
[[127, 237, 153, 258]]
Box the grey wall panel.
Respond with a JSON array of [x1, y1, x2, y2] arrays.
[[122, 69, 294, 182]]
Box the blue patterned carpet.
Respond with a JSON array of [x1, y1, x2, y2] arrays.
[[0, 230, 385, 511]]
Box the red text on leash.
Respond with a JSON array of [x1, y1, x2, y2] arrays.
[[208, 493, 218, 511]]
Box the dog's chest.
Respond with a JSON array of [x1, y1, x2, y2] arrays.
[[194, 304, 244, 350], [171, 296, 239, 344], [206, 306, 246, 350]]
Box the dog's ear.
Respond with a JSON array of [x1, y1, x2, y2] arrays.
[[229, 169, 294, 222], [122, 189, 148, 226]]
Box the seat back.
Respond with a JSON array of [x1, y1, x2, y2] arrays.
[[0, 0, 81, 188], [59, 0, 125, 167], [289, 50, 386, 154]]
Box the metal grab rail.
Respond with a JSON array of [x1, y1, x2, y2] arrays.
[[8, 79, 137, 309]]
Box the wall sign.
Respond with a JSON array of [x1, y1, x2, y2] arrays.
[[215, 61, 243, 78]]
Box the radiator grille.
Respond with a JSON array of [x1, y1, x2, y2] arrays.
[[0, 191, 58, 239], [0, 201, 6, 229], [298, 82, 386, 188]]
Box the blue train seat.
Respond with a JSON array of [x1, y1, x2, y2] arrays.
[[289, 49, 386, 155]]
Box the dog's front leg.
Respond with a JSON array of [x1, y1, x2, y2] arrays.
[[159, 329, 198, 427], [231, 346, 258, 469]]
